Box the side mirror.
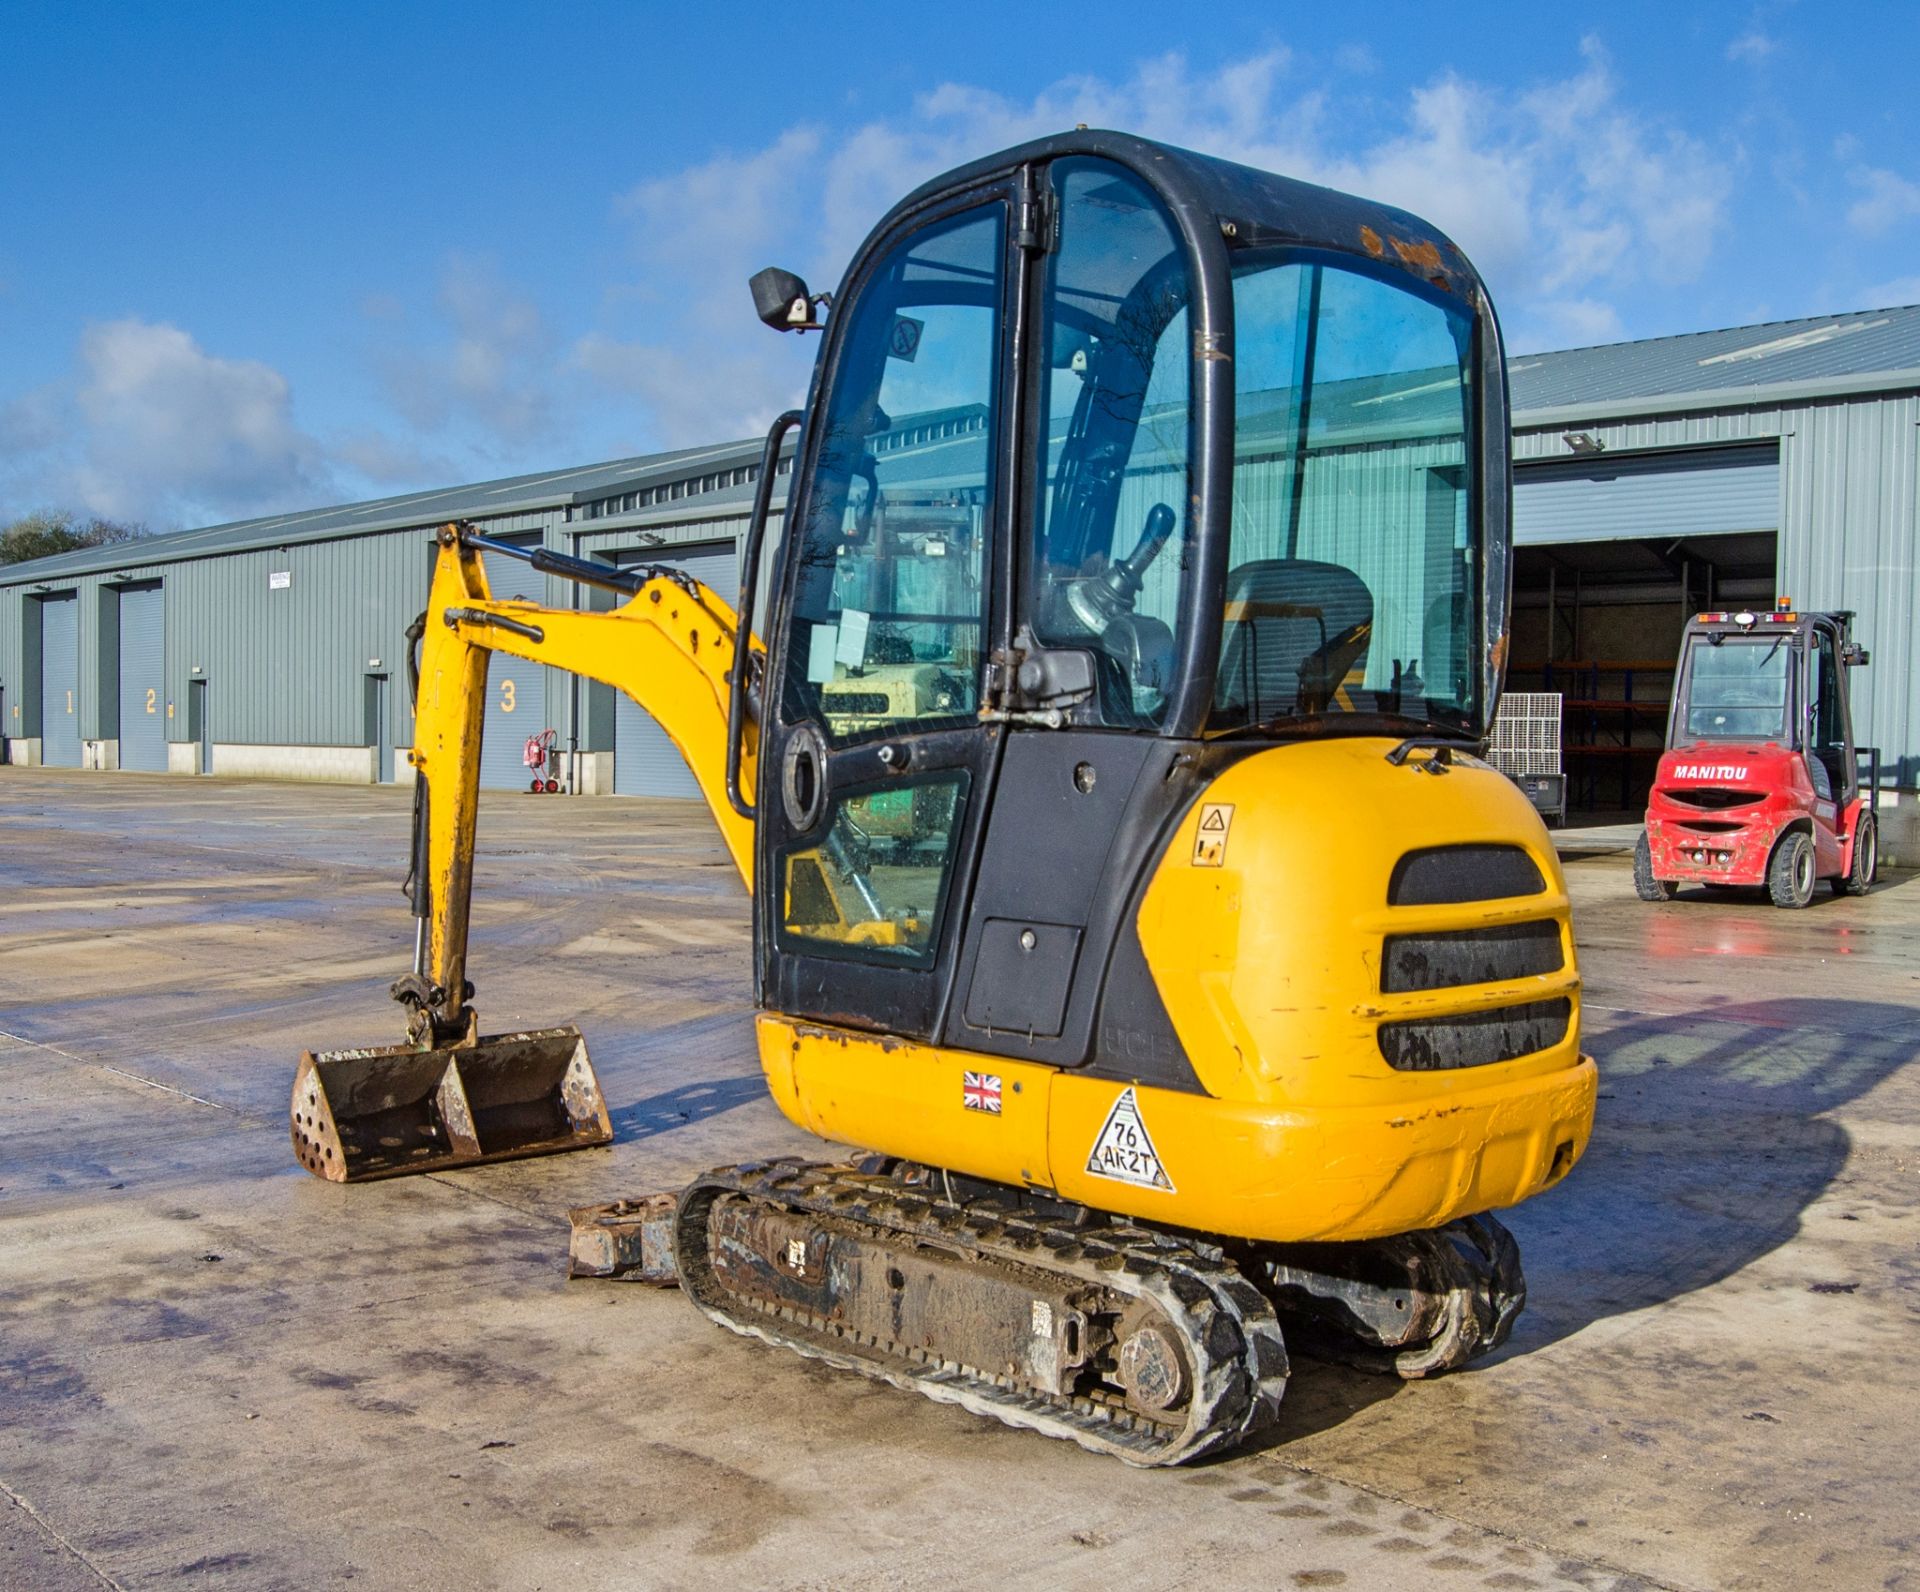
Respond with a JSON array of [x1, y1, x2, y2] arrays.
[[1843, 642, 1870, 667], [750, 266, 824, 333]]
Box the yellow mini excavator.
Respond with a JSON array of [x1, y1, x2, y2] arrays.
[[294, 131, 1597, 1465]]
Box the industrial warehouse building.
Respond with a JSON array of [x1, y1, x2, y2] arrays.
[[3, 302, 1918, 847], [0, 439, 788, 798]]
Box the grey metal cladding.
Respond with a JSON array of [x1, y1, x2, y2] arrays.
[[167, 532, 442, 748], [1514, 392, 1920, 796]]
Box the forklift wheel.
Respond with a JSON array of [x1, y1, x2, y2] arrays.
[[1768, 831, 1816, 909], [1633, 832, 1676, 902], [1838, 812, 1879, 896]]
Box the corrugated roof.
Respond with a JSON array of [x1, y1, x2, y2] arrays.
[[0, 434, 765, 584], [1510, 302, 1920, 415]]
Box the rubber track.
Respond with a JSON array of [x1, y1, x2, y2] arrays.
[[674, 1159, 1290, 1466]]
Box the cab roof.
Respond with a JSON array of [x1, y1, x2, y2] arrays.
[[885, 128, 1485, 304]]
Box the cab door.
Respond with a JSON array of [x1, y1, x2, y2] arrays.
[[1806, 622, 1850, 874], [756, 193, 1021, 1038]]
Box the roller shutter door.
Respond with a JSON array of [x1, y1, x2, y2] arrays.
[[39, 594, 80, 767], [614, 545, 737, 798], [478, 540, 547, 790], [1514, 444, 1780, 546], [118, 586, 166, 771]]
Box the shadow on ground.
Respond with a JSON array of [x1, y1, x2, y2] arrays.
[[1509, 995, 1920, 1349], [608, 1075, 766, 1140]]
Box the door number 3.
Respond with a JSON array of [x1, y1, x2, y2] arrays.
[[499, 679, 516, 713]]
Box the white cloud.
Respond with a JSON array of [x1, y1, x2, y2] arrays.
[[1846, 166, 1920, 236], [331, 430, 455, 487], [571, 334, 785, 451], [578, 44, 1736, 439], [374, 255, 558, 451], [1523, 297, 1627, 349], [1726, 32, 1778, 64], [0, 319, 332, 525], [1859, 273, 1920, 307]]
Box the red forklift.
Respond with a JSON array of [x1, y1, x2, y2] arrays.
[[1636, 600, 1878, 908]]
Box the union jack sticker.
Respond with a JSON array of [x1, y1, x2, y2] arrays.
[[962, 1071, 1003, 1115]]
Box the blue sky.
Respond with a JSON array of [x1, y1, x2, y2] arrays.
[[3, 1, 1918, 530]]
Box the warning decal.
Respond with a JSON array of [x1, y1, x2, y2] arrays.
[[1191, 802, 1234, 867], [1085, 1086, 1175, 1192]]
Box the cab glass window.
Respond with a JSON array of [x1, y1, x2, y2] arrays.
[[780, 775, 969, 966], [782, 208, 1002, 745], [1216, 258, 1479, 735], [1683, 635, 1793, 741], [1030, 159, 1193, 725]]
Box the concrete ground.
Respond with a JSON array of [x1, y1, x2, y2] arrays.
[[2, 771, 1915, 1592]]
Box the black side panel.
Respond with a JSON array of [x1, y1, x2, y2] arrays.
[[770, 956, 943, 1040], [955, 731, 1151, 924], [941, 729, 1216, 1094], [962, 920, 1083, 1037], [1094, 915, 1189, 1084]]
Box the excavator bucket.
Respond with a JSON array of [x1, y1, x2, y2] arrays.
[[291, 1026, 611, 1182]]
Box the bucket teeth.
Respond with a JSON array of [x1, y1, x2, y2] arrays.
[[292, 1026, 611, 1182]]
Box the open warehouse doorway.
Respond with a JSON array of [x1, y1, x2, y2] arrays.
[[1508, 442, 1780, 817]]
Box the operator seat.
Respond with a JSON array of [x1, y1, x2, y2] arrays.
[[1217, 558, 1374, 723]]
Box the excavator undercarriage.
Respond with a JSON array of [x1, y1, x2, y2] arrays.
[[679, 1160, 1290, 1465]]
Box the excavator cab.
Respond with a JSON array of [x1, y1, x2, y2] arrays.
[[754, 138, 1511, 1058]]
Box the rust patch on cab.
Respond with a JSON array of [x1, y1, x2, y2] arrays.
[[1358, 225, 1385, 259], [1390, 237, 1444, 272]]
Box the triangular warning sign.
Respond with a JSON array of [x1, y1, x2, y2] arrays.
[[1085, 1086, 1175, 1192], [1200, 808, 1227, 831]]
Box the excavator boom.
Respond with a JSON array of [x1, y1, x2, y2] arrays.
[[293, 520, 760, 1181]]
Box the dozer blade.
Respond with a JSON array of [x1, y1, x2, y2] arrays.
[[292, 1026, 611, 1182]]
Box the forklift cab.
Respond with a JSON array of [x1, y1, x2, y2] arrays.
[[1640, 605, 1878, 907], [745, 129, 1515, 1061]]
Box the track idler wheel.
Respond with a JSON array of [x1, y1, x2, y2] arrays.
[[1250, 1213, 1526, 1379]]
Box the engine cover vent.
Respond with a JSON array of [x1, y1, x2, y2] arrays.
[[1382, 920, 1563, 994], [1387, 845, 1545, 906], [1379, 997, 1572, 1072]]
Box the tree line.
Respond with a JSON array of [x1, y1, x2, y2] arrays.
[[0, 510, 149, 567]]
